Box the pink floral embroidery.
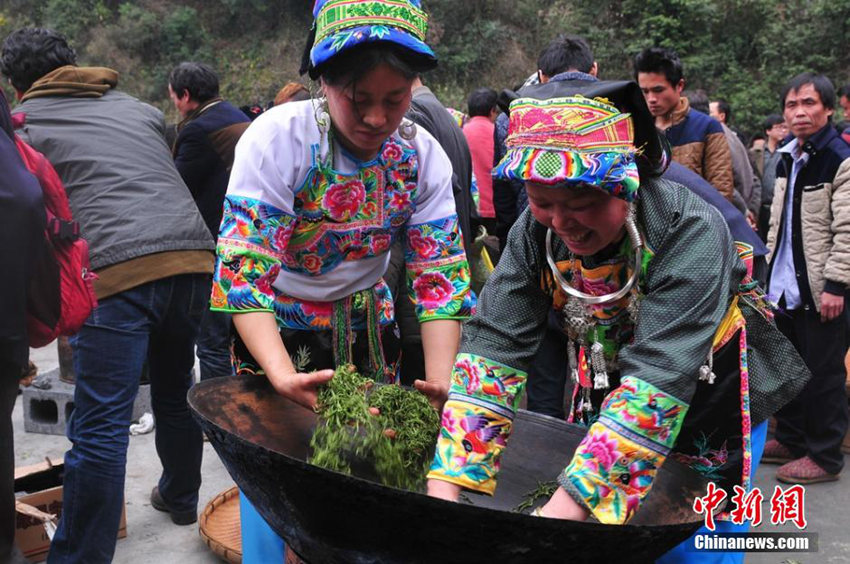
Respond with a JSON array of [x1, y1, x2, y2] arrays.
[[453, 357, 481, 394], [272, 222, 294, 251], [369, 233, 391, 255], [581, 430, 620, 471], [408, 230, 439, 259], [340, 234, 371, 260], [390, 191, 411, 211], [441, 409, 457, 434], [413, 272, 455, 310], [579, 275, 620, 296], [381, 142, 403, 163], [322, 179, 366, 221]]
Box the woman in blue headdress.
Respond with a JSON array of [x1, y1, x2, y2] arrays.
[[212, 1, 475, 560]]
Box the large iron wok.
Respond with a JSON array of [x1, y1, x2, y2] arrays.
[[189, 374, 708, 563]]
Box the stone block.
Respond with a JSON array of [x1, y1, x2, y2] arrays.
[[22, 368, 152, 436]]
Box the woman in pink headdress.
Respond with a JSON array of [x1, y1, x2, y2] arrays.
[[426, 87, 809, 562]]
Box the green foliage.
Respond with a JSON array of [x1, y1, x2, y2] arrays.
[[112, 4, 160, 62], [160, 6, 210, 65], [43, 0, 105, 40], [0, 0, 846, 134]]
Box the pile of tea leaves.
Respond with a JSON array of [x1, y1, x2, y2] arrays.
[[309, 364, 440, 491]]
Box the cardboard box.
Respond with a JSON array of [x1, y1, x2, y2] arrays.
[[14, 458, 126, 563]]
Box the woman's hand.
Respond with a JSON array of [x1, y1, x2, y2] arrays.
[[413, 378, 449, 411], [427, 479, 461, 502], [267, 369, 334, 411], [538, 486, 590, 521]]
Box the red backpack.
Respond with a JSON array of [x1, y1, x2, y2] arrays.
[[15, 134, 98, 347]]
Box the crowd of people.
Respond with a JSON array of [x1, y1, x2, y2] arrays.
[[1, 0, 848, 563]]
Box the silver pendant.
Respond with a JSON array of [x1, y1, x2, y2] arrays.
[[590, 341, 609, 389], [568, 342, 579, 384], [562, 298, 595, 340], [698, 353, 716, 384]]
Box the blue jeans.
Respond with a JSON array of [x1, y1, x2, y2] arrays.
[[196, 306, 234, 381], [48, 274, 208, 563]]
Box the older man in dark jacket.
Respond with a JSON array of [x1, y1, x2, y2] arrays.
[[2, 28, 215, 562]]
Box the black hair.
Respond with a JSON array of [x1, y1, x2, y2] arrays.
[[0, 28, 77, 93], [683, 89, 709, 114], [750, 131, 765, 143], [633, 47, 683, 86], [713, 98, 732, 122], [536, 34, 594, 77], [838, 84, 850, 98], [763, 113, 784, 132], [319, 43, 425, 89], [168, 62, 220, 103], [467, 87, 498, 117], [780, 72, 836, 111]]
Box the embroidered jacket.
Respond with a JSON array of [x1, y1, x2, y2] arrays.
[[212, 100, 475, 329], [427, 177, 808, 525]]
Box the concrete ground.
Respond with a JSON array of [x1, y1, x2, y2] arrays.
[[15, 343, 850, 563]]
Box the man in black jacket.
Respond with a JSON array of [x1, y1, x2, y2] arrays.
[[169, 62, 250, 381], [0, 89, 45, 564]]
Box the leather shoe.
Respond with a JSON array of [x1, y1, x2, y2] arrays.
[[150, 486, 197, 525]]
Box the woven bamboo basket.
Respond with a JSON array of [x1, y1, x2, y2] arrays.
[[199, 486, 242, 564]]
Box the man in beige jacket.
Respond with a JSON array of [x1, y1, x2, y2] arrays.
[[763, 72, 850, 484]]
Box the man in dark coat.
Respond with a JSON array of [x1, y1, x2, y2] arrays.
[[168, 61, 250, 381]]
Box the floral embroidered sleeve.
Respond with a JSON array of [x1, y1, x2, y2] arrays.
[[404, 215, 475, 321], [426, 353, 526, 494], [558, 377, 688, 524], [426, 212, 554, 494], [211, 195, 297, 313]]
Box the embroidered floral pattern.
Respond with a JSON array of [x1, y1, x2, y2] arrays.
[[285, 139, 419, 275], [212, 196, 296, 312], [427, 354, 527, 494], [562, 424, 663, 524], [322, 179, 366, 221], [271, 279, 394, 330], [561, 376, 688, 524], [213, 138, 475, 324], [404, 216, 475, 321]]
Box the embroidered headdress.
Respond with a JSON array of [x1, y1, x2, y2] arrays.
[[304, 0, 437, 79], [493, 96, 640, 202]]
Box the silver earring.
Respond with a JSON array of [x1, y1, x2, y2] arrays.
[[398, 119, 417, 140], [313, 96, 330, 133]]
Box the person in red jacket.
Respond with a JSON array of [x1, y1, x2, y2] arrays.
[[463, 87, 500, 234]]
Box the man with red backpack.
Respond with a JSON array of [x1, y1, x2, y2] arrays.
[[0, 88, 45, 564], [1, 28, 216, 563]]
